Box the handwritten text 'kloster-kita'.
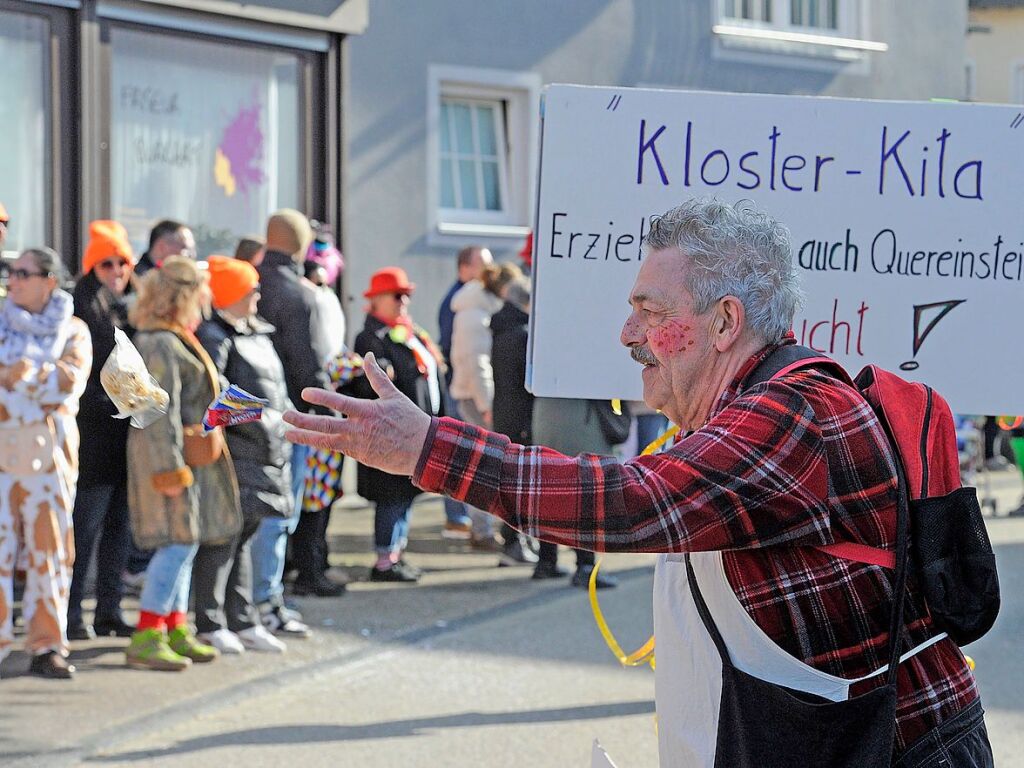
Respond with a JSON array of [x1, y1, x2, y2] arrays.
[[636, 120, 984, 200]]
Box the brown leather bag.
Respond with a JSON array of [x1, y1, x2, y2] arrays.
[[182, 425, 225, 467]]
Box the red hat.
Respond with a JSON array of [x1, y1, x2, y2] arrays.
[[207, 255, 259, 309], [364, 267, 415, 298], [0, 203, 8, 223], [82, 220, 134, 274]]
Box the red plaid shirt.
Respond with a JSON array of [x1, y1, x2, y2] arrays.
[[414, 340, 978, 752]]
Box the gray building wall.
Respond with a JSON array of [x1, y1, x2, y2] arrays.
[[344, 0, 967, 340]]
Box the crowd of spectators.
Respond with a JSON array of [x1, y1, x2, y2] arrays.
[[0, 203, 633, 681]]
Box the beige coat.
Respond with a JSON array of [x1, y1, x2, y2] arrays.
[[127, 325, 241, 549], [449, 280, 502, 413]]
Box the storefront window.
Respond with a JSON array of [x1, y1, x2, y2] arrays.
[[110, 27, 301, 257], [0, 13, 50, 255]]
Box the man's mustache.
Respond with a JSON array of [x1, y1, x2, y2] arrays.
[[631, 345, 658, 366]]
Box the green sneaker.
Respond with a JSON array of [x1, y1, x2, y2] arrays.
[[126, 629, 192, 672], [167, 626, 219, 663]]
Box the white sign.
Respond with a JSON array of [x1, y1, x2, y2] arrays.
[[527, 85, 1024, 415]]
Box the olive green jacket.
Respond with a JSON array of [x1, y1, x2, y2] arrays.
[[127, 325, 241, 549]]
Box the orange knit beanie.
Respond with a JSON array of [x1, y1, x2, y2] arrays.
[[207, 255, 259, 309], [82, 220, 133, 274]]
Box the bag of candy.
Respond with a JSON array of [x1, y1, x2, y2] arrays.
[[100, 328, 170, 428], [203, 383, 269, 431]]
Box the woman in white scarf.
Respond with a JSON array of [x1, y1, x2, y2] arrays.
[[0, 248, 91, 679]]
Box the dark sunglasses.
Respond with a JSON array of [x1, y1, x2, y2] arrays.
[[8, 268, 50, 280], [97, 258, 131, 271]]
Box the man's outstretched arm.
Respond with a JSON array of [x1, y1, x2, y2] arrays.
[[284, 354, 832, 554]]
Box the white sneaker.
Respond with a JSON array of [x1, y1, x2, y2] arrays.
[[237, 625, 287, 653], [198, 628, 246, 655]]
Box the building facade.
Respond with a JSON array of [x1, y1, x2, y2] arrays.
[[345, 0, 968, 339], [966, 1, 1024, 104], [1, 1, 970, 339], [0, 0, 366, 263]]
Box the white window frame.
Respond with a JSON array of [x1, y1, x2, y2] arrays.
[[438, 95, 511, 221], [1012, 59, 1024, 104], [711, 0, 886, 72], [427, 65, 540, 245]]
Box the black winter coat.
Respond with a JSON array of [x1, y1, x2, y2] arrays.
[[134, 251, 157, 276], [350, 315, 446, 503], [197, 312, 294, 521], [73, 272, 134, 488], [256, 250, 332, 413], [490, 302, 533, 444]]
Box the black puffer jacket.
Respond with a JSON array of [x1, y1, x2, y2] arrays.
[[490, 301, 533, 444], [73, 271, 134, 488], [197, 312, 293, 521], [256, 250, 332, 413], [349, 314, 446, 503]]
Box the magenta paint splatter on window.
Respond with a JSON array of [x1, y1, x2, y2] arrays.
[[214, 96, 265, 198]]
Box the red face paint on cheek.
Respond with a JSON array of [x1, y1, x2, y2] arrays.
[[648, 321, 694, 357]]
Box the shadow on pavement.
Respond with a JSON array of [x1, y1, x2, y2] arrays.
[[293, 563, 656, 668], [85, 699, 656, 762]]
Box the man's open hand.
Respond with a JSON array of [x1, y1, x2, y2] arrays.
[[283, 352, 431, 477]]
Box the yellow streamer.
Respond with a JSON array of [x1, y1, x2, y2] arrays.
[[589, 560, 655, 669], [589, 428, 682, 671], [611, 398, 622, 416], [641, 425, 680, 456]]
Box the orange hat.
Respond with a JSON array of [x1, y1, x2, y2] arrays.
[[363, 267, 415, 298], [207, 255, 259, 309], [0, 203, 8, 223], [83, 220, 133, 274]]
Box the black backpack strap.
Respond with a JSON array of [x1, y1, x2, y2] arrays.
[[744, 344, 843, 391]]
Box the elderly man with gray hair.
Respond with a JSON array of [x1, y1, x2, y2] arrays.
[[284, 199, 990, 767]]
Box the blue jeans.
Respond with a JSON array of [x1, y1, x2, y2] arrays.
[[894, 700, 992, 767], [442, 391, 472, 527], [252, 442, 306, 606], [443, 496, 472, 527], [291, 443, 308, 513], [138, 543, 199, 616], [375, 499, 412, 555], [251, 514, 299, 605]]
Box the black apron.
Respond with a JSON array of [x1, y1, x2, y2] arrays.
[[684, 486, 910, 767]]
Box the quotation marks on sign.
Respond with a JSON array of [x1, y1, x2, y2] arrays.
[[606, 94, 623, 111], [900, 299, 966, 371], [1012, 113, 1024, 130]]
